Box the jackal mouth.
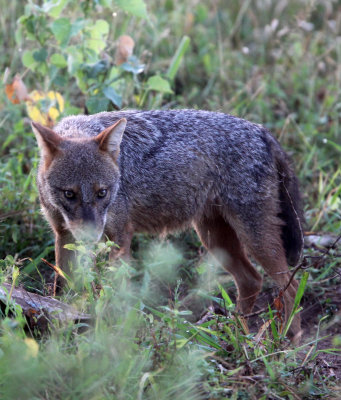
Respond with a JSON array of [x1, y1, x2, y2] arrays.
[[72, 227, 104, 243], [66, 221, 104, 243]]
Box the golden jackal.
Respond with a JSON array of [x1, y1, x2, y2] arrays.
[[32, 110, 303, 341]]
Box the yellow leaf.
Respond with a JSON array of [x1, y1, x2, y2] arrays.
[[26, 90, 64, 126]]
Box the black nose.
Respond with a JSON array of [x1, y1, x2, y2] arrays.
[[82, 204, 96, 224]]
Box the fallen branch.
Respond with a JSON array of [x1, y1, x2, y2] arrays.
[[0, 283, 90, 332]]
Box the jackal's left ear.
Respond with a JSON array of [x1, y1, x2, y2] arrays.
[[95, 118, 127, 161]]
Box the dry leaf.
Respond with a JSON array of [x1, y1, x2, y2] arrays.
[[255, 319, 273, 343], [274, 292, 284, 332], [5, 74, 30, 104], [274, 295, 284, 313], [41, 258, 67, 280], [115, 35, 135, 65]]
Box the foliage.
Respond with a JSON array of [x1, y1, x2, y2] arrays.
[[14, 0, 184, 114], [0, 0, 340, 399], [1, 242, 340, 399]]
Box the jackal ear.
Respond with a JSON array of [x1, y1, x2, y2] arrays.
[[95, 118, 127, 161], [31, 122, 63, 157]]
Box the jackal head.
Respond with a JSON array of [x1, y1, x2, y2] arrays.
[[32, 118, 127, 242]]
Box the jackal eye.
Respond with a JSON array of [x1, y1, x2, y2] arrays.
[[97, 188, 107, 198], [64, 190, 75, 199]]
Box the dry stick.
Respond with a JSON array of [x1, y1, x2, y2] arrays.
[[91, 281, 100, 299], [243, 306, 272, 319], [53, 274, 57, 297], [41, 258, 67, 297]]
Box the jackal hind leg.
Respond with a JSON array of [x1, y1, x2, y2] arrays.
[[193, 215, 263, 316], [246, 222, 302, 342]]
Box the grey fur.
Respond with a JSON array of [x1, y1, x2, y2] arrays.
[[34, 109, 304, 340], [51, 110, 302, 261]]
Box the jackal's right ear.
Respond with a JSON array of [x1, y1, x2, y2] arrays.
[[31, 122, 63, 170], [94, 118, 127, 161], [31, 122, 63, 158]]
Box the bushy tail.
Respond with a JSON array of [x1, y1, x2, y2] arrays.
[[275, 147, 304, 266]]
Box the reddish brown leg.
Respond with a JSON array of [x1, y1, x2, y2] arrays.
[[193, 215, 263, 316], [250, 242, 301, 342], [107, 224, 134, 262], [194, 213, 301, 342]]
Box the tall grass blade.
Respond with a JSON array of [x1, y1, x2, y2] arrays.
[[283, 271, 309, 336], [166, 36, 190, 81]]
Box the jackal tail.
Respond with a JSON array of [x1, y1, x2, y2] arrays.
[[275, 148, 304, 266]]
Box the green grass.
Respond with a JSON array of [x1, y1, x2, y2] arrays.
[[0, 0, 340, 399]]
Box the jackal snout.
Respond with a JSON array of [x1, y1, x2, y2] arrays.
[[67, 217, 105, 243], [65, 202, 107, 242]]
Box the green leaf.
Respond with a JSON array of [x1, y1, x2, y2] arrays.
[[66, 46, 83, 74], [327, 139, 341, 153], [85, 20, 109, 52], [33, 48, 48, 62], [82, 60, 109, 78], [51, 18, 72, 47], [146, 75, 173, 94], [115, 0, 148, 19], [42, 0, 69, 18], [70, 19, 85, 37], [50, 53, 67, 68], [12, 266, 20, 283], [20, 15, 36, 36], [99, 0, 113, 6], [63, 243, 77, 251], [218, 284, 234, 306], [22, 246, 55, 275], [268, 304, 279, 341], [103, 87, 122, 108], [86, 96, 110, 114], [120, 55, 144, 74], [51, 73, 67, 87], [22, 50, 37, 70], [94, 20, 109, 35], [86, 19, 109, 39]]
